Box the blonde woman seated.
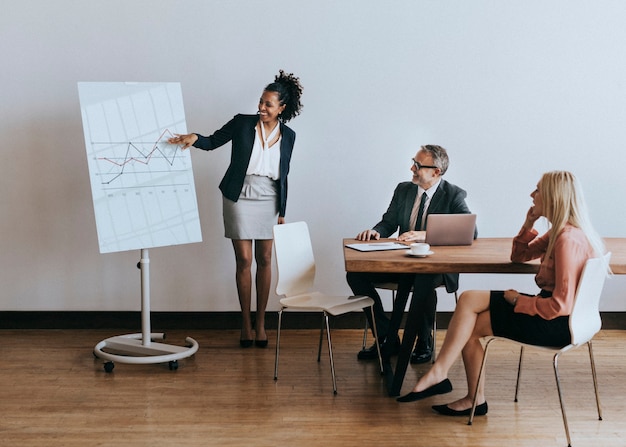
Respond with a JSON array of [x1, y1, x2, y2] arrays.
[[397, 171, 606, 416]]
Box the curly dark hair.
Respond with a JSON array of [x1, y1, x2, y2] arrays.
[[264, 70, 303, 123]]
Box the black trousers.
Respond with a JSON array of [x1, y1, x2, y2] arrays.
[[389, 273, 446, 351], [346, 272, 414, 341], [346, 272, 445, 349]]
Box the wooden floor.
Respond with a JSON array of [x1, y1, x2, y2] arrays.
[[1, 328, 625, 447]]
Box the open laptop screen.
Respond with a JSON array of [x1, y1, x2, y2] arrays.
[[425, 214, 476, 246]]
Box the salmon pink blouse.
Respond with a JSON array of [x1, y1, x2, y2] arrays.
[[510, 224, 595, 320]]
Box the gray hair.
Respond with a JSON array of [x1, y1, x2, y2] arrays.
[[420, 145, 449, 175]]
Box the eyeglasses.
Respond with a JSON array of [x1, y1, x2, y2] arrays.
[[412, 159, 438, 170]]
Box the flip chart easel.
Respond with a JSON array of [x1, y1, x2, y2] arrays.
[[78, 82, 203, 372], [93, 249, 198, 372]]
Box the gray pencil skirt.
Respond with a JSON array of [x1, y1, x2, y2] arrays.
[[222, 175, 279, 240]]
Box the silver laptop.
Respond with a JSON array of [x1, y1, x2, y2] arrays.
[[425, 214, 476, 246]]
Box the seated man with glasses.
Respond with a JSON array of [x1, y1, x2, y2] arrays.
[[347, 145, 476, 363]]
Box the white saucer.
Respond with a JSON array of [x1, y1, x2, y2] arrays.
[[406, 251, 434, 258]]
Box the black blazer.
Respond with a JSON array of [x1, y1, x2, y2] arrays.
[[193, 114, 296, 217], [372, 179, 477, 292]]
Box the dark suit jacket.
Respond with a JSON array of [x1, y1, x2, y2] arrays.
[[372, 179, 476, 292], [193, 114, 296, 217]]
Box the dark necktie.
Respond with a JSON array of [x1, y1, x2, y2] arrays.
[[415, 192, 427, 230], [410, 192, 428, 231]]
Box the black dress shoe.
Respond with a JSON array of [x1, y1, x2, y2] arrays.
[[432, 401, 488, 416], [240, 339, 253, 348], [396, 378, 453, 402], [255, 339, 268, 348], [357, 343, 379, 360], [357, 336, 400, 360], [410, 349, 432, 364]]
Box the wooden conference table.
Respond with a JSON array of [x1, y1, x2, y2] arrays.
[[343, 237, 626, 396]]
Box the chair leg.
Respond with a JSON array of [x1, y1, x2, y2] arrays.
[[468, 337, 496, 425], [587, 341, 603, 421], [432, 316, 437, 363], [362, 318, 369, 350], [369, 305, 383, 374], [323, 311, 338, 394], [514, 346, 525, 402], [468, 338, 601, 446], [553, 352, 573, 447], [318, 313, 326, 362], [274, 308, 284, 381]]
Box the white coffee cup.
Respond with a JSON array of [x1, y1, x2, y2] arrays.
[[410, 242, 430, 255]]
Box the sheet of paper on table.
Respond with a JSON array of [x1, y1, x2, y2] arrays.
[[344, 242, 409, 252]]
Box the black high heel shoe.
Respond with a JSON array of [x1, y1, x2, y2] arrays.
[[240, 339, 253, 348], [255, 339, 268, 348], [396, 379, 453, 402]]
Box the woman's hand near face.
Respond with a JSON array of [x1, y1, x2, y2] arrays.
[[168, 133, 198, 150], [523, 206, 541, 230]]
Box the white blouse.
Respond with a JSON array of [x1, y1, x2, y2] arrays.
[[246, 123, 282, 180]]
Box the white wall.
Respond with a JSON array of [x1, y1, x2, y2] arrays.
[[1, 0, 625, 312]]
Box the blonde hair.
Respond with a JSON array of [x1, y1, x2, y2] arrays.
[[540, 171, 605, 261]]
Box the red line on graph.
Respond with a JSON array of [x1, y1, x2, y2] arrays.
[[96, 129, 183, 184]]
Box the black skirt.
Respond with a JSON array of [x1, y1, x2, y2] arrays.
[[489, 290, 571, 348]]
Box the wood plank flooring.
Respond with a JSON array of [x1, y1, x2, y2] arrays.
[[1, 328, 624, 446]]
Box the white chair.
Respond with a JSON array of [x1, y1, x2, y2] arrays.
[[273, 221, 383, 394], [468, 253, 611, 447]]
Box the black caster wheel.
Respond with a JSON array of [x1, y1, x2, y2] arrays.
[[104, 361, 115, 373], [168, 360, 178, 371]]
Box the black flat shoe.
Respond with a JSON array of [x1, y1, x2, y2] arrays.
[[255, 339, 268, 348], [240, 339, 253, 348], [396, 379, 453, 402], [432, 401, 488, 416]]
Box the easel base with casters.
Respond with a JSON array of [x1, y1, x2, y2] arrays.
[[93, 248, 199, 372]]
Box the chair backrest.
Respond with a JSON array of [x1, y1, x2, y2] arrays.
[[273, 221, 316, 297], [569, 252, 611, 346]]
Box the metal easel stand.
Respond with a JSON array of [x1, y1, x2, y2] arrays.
[[93, 248, 199, 372]]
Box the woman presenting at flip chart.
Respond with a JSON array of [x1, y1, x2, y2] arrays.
[[169, 70, 303, 348]]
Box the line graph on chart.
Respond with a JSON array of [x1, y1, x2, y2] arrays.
[[92, 129, 188, 186], [78, 82, 202, 254]]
